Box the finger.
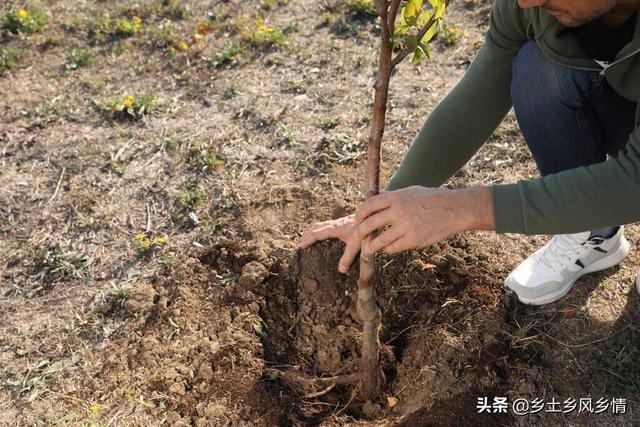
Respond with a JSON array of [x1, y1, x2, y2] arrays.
[[355, 193, 393, 224], [356, 208, 396, 240], [366, 225, 404, 254], [338, 238, 361, 273], [298, 224, 333, 249], [383, 236, 412, 255]]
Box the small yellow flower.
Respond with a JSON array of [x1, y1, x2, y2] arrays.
[[90, 404, 101, 415], [154, 235, 167, 245], [135, 232, 145, 241], [257, 25, 274, 34], [122, 95, 134, 108], [17, 9, 29, 20], [193, 33, 203, 43], [133, 16, 142, 25], [178, 41, 189, 51]]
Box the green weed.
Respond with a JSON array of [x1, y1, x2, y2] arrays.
[[284, 80, 307, 94], [13, 359, 67, 400], [96, 283, 133, 316], [106, 93, 155, 120], [277, 125, 295, 148], [213, 42, 247, 66], [324, 135, 365, 164], [115, 16, 143, 37], [34, 241, 92, 284], [88, 15, 142, 42], [320, 12, 333, 27], [64, 15, 85, 33], [317, 117, 341, 130], [593, 328, 640, 395], [88, 15, 113, 42], [261, 0, 290, 11], [66, 49, 94, 70], [159, 254, 176, 270], [199, 149, 225, 171], [154, 0, 187, 20], [330, 18, 362, 38], [238, 17, 286, 48], [2, 8, 47, 35], [442, 24, 462, 47], [222, 82, 238, 100], [181, 189, 205, 210], [346, 0, 377, 18], [0, 47, 24, 76]]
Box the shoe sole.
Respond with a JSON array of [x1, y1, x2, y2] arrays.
[[510, 237, 630, 306]]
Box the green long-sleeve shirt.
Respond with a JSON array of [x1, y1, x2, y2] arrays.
[[386, 0, 640, 235]]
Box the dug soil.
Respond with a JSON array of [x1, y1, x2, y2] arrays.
[[1, 0, 639, 425], [88, 233, 639, 425]]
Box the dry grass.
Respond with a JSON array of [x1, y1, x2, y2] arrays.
[[1, 0, 638, 425]]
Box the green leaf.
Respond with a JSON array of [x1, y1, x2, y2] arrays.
[[411, 48, 422, 64], [402, 0, 423, 26], [420, 21, 438, 43], [418, 41, 431, 60], [432, 0, 446, 19], [411, 38, 431, 64], [417, 10, 432, 27], [394, 22, 410, 37], [405, 34, 418, 51]]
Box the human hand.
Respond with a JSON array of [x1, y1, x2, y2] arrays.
[[298, 214, 361, 273], [355, 185, 494, 255]]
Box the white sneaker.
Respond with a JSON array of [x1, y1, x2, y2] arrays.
[[504, 227, 629, 306]]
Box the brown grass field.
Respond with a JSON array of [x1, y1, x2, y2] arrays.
[[1, 0, 639, 425]]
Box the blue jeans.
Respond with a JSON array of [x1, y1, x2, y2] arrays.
[[510, 41, 637, 177]]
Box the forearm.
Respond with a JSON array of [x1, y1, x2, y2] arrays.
[[385, 39, 517, 192], [460, 187, 496, 232]]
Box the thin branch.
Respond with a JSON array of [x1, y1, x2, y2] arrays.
[[392, 15, 438, 68], [44, 166, 66, 211], [388, 0, 402, 36]]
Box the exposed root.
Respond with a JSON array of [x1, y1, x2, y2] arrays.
[[264, 368, 361, 400], [303, 383, 335, 399]]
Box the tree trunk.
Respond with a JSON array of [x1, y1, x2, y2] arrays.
[[357, 0, 394, 401]]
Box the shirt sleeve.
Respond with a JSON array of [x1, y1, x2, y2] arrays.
[[492, 127, 640, 234], [386, 0, 528, 191], [386, 0, 640, 235]]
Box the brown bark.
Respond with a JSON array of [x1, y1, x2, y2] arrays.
[[357, 0, 447, 403], [356, 0, 395, 401]]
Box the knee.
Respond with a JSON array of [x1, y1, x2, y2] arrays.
[[511, 41, 556, 112], [511, 41, 592, 112]]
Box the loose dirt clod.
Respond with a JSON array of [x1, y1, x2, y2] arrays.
[[123, 282, 157, 315], [238, 260, 269, 288]]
